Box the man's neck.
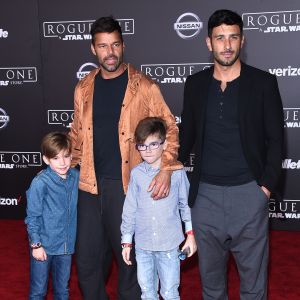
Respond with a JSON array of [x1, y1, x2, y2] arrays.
[[100, 63, 127, 79], [213, 60, 241, 91]]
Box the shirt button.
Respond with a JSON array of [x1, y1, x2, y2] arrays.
[[153, 233, 156, 236], [219, 116, 223, 119], [121, 132, 125, 135], [125, 160, 128, 164], [152, 217, 155, 220]]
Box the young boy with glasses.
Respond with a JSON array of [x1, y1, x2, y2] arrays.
[[25, 132, 79, 299], [121, 117, 197, 300]]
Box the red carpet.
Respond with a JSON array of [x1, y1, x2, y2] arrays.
[[0, 220, 300, 299]]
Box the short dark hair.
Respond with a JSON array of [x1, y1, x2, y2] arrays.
[[41, 132, 72, 159], [208, 9, 243, 37], [90, 16, 123, 45], [134, 117, 167, 144]]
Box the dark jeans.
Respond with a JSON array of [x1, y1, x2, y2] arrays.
[[29, 253, 72, 300], [76, 178, 141, 300]]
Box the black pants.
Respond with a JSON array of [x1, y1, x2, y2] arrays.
[[76, 178, 141, 300]]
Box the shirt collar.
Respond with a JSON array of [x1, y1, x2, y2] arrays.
[[143, 161, 160, 175], [45, 166, 72, 183]]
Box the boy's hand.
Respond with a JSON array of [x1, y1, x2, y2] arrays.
[[122, 247, 132, 265], [32, 247, 47, 261], [148, 170, 172, 200], [181, 234, 197, 257]]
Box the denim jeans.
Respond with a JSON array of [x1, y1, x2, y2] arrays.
[[29, 252, 72, 300], [135, 247, 180, 300]]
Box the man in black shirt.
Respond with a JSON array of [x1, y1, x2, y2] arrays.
[[179, 9, 283, 300], [70, 16, 182, 300]]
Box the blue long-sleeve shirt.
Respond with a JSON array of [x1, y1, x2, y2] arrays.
[[25, 166, 79, 255], [121, 161, 192, 251]]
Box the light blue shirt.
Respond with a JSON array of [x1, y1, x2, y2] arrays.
[[121, 161, 192, 251]]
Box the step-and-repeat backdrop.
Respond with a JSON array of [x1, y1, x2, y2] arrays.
[[1, 0, 299, 230]]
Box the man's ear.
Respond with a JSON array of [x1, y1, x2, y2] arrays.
[[91, 43, 96, 56], [42, 155, 50, 165], [241, 34, 245, 49], [206, 36, 212, 52]]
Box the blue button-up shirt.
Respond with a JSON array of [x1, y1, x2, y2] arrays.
[[121, 162, 192, 251], [25, 166, 79, 255]]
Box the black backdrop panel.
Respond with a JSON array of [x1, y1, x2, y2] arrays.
[[0, 0, 43, 219], [1, 0, 300, 230]]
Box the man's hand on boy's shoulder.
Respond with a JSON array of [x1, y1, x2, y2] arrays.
[[148, 170, 172, 200]]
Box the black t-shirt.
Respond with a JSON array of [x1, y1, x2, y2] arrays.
[[93, 70, 128, 179], [200, 77, 253, 186]]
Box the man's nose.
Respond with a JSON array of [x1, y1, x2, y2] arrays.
[[224, 38, 231, 50], [106, 45, 114, 54]]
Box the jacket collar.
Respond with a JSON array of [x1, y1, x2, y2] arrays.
[[80, 63, 142, 94]]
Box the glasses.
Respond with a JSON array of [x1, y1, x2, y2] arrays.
[[135, 140, 165, 151]]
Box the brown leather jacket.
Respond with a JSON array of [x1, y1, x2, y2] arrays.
[[70, 64, 182, 194]]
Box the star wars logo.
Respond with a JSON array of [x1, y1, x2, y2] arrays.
[[0, 152, 42, 169], [242, 10, 300, 33], [0, 67, 37, 86], [48, 110, 74, 128], [141, 63, 213, 84], [269, 199, 299, 219], [283, 108, 300, 128], [0, 196, 21, 206], [43, 19, 134, 41]]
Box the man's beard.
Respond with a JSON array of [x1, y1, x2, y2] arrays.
[[100, 54, 123, 72], [213, 49, 240, 67]]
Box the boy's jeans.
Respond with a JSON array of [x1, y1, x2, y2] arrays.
[[29, 253, 72, 300], [135, 247, 180, 300]]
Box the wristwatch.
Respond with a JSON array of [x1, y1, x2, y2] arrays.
[[31, 242, 42, 249]]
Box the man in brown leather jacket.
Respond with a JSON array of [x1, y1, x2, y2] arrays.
[[70, 16, 182, 300]]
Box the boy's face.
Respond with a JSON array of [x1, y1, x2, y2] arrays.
[[137, 134, 166, 168], [43, 149, 72, 179]]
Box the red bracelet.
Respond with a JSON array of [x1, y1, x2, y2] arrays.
[[121, 243, 133, 249], [186, 230, 194, 235]]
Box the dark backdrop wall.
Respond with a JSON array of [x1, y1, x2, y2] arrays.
[[1, 0, 299, 230]]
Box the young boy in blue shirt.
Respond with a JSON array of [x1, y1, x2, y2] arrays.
[[121, 117, 197, 300], [25, 132, 79, 299]]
